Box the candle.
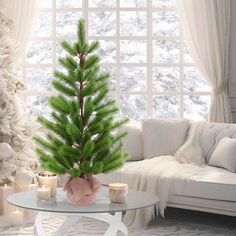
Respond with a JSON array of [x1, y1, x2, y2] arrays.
[[37, 186, 51, 201], [0, 184, 15, 216], [37, 172, 57, 198], [109, 183, 128, 203], [12, 208, 23, 225]]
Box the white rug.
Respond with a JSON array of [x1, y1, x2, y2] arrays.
[[0, 209, 235, 236]]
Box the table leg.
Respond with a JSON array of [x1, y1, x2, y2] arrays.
[[34, 212, 46, 236], [103, 212, 128, 236], [87, 212, 128, 236]]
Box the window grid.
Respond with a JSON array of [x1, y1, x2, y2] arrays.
[[23, 0, 212, 120]]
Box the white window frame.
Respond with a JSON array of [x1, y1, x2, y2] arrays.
[[21, 0, 212, 120]]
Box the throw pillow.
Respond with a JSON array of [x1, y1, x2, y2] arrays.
[[119, 120, 143, 161], [142, 118, 190, 159], [209, 137, 236, 172]]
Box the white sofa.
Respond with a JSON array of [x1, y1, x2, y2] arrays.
[[98, 121, 236, 217]]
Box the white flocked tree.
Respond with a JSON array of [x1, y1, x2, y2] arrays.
[[0, 13, 38, 183]]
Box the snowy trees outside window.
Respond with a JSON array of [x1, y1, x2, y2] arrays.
[[17, 0, 211, 121]]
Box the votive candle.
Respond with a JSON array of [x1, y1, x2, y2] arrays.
[[37, 186, 51, 201], [109, 183, 128, 203]]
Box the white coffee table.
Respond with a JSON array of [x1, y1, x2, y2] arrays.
[[7, 186, 158, 236]]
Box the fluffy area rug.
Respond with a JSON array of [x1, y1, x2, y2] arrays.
[[0, 208, 235, 236]]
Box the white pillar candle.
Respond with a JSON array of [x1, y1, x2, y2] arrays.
[[37, 186, 51, 201], [0, 184, 15, 216], [109, 183, 128, 203], [12, 208, 23, 225], [37, 172, 57, 198]]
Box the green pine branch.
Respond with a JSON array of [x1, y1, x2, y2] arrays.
[[34, 19, 129, 177]]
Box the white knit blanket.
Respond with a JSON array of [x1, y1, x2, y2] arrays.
[[121, 122, 205, 229], [121, 156, 203, 229]]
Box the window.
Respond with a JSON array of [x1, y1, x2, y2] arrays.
[[19, 0, 211, 120]]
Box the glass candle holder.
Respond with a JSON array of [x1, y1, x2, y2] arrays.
[[109, 183, 128, 203], [37, 172, 57, 198]]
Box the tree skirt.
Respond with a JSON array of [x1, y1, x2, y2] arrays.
[[0, 209, 235, 236]]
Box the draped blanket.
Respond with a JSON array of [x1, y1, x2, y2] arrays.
[[121, 156, 202, 229], [121, 122, 205, 229]]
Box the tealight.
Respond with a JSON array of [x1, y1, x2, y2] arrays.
[[37, 186, 51, 201], [109, 183, 128, 203]]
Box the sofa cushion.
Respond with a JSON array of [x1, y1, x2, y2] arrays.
[[142, 118, 189, 159], [119, 120, 143, 161], [209, 137, 236, 172], [200, 122, 236, 163]]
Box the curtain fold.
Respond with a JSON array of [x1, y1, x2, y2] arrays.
[[0, 0, 40, 119], [178, 0, 232, 123], [0, 0, 40, 63]]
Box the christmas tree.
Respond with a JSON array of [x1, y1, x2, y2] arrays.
[[34, 19, 128, 178]]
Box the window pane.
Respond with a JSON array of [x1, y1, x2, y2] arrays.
[[27, 41, 52, 64], [27, 68, 53, 92], [27, 96, 51, 118], [101, 67, 116, 91], [56, 12, 82, 37], [184, 95, 211, 120], [56, 0, 82, 8], [120, 40, 146, 63], [120, 12, 146, 36], [184, 67, 211, 92], [56, 39, 75, 61], [153, 40, 179, 63], [89, 12, 116, 36], [153, 95, 179, 118], [152, 11, 179, 36], [153, 0, 176, 7], [94, 40, 116, 63], [33, 11, 52, 38], [120, 67, 146, 92], [120, 95, 147, 119], [89, 0, 116, 7], [56, 40, 66, 61], [153, 67, 179, 92], [183, 43, 194, 63], [120, 0, 146, 8]]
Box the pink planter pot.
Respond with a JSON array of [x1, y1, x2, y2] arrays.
[[63, 175, 101, 205]]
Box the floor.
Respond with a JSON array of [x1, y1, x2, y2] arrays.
[[0, 208, 235, 235]]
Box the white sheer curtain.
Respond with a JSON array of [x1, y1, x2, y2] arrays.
[[0, 0, 40, 118], [0, 0, 40, 63], [178, 0, 232, 123]]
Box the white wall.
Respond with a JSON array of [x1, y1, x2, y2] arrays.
[[229, 0, 236, 122]]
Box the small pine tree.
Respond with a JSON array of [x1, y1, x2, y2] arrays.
[[34, 19, 128, 178]]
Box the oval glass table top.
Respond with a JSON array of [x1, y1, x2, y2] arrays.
[[7, 186, 159, 214]]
